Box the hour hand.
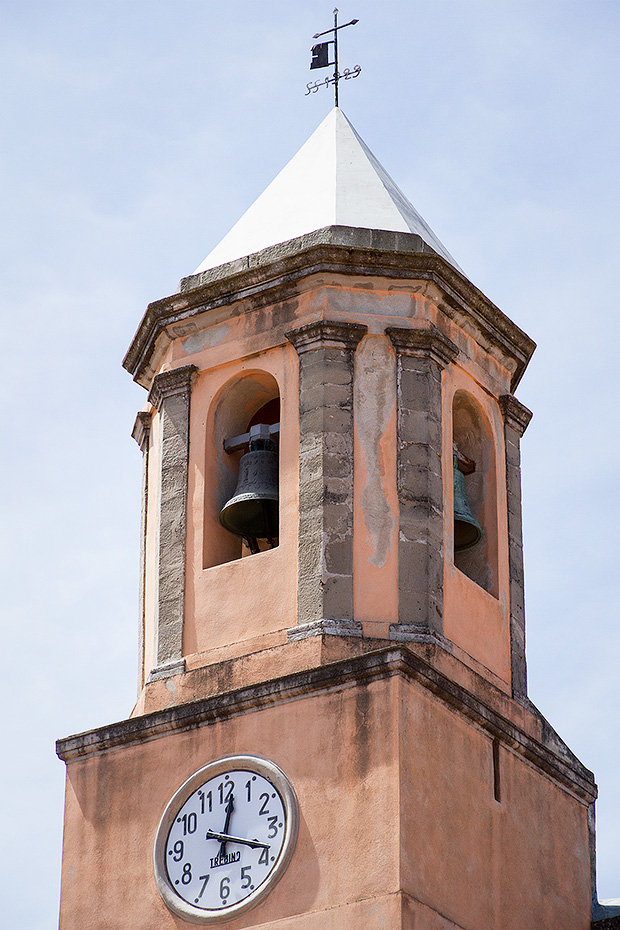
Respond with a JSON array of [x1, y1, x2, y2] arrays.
[[206, 829, 270, 850]]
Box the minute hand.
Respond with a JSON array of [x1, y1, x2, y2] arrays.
[[206, 829, 270, 850], [219, 795, 234, 859]]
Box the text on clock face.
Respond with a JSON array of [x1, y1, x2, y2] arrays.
[[165, 769, 286, 911]]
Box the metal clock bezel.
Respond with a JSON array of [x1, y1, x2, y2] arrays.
[[153, 754, 299, 924]]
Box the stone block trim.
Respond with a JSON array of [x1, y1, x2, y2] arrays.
[[499, 394, 532, 700], [147, 366, 198, 673], [132, 410, 152, 691], [286, 321, 367, 627], [387, 326, 459, 635]]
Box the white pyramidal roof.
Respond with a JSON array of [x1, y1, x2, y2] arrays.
[[195, 107, 460, 274]]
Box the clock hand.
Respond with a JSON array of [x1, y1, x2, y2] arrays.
[[219, 794, 234, 858], [206, 829, 270, 851]]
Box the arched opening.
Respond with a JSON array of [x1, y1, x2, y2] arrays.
[[203, 371, 280, 568], [452, 391, 498, 596]]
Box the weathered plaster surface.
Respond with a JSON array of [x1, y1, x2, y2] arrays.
[[123, 229, 535, 392], [441, 367, 512, 689], [183, 349, 298, 657], [181, 322, 229, 354], [57, 645, 594, 930], [354, 336, 396, 570]]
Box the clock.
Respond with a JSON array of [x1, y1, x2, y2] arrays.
[[153, 754, 299, 923]]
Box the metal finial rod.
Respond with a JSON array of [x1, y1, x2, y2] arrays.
[[307, 11, 360, 103], [333, 9, 339, 107]]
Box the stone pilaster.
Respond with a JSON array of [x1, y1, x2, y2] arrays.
[[386, 326, 459, 636], [132, 411, 152, 690], [147, 365, 198, 678], [286, 321, 367, 634], [499, 394, 532, 700]]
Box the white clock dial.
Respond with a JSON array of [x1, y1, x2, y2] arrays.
[[153, 755, 298, 924]]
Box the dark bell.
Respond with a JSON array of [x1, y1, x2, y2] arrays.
[[453, 454, 483, 552], [219, 440, 279, 541]]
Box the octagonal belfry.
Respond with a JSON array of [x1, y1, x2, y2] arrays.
[[57, 108, 599, 930]]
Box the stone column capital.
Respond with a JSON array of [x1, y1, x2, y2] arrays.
[[286, 320, 368, 354], [386, 325, 458, 369], [148, 365, 198, 411], [131, 410, 152, 453], [499, 394, 533, 437]]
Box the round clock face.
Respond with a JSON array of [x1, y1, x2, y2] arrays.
[[153, 755, 299, 923]]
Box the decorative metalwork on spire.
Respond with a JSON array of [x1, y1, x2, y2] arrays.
[[305, 8, 361, 105]]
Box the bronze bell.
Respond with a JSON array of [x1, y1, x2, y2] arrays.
[[219, 425, 279, 544], [453, 452, 483, 552]]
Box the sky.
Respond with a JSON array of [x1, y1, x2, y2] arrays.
[[0, 1, 618, 926]]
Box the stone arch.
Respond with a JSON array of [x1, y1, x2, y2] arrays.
[[203, 370, 280, 568]]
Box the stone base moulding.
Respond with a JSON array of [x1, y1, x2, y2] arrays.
[[287, 619, 364, 642], [147, 658, 187, 682]]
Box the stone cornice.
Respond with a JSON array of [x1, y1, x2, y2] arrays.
[[56, 645, 595, 804], [499, 394, 534, 436], [131, 410, 151, 452], [386, 324, 459, 369], [147, 365, 198, 411], [122, 227, 535, 393], [285, 320, 368, 354]]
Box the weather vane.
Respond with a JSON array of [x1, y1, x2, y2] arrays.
[[305, 8, 361, 106]]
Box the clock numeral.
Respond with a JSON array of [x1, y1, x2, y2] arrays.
[[258, 846, 269, 866], [179, 812, 197, 835], [258, 793, 270, 815], [245, 779, 252, 801], [240, 865, 252, 888], [199, 790, 212, 814], [196, 874, 210, 900], [172, 840, 184, 861], [181, 863, 192, 885], [219, 876, 231, 901], [218, 781, 234, 805], [267, 815, 279, 838]]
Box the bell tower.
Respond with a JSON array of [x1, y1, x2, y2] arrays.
[[57, 109, 598, 930]]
